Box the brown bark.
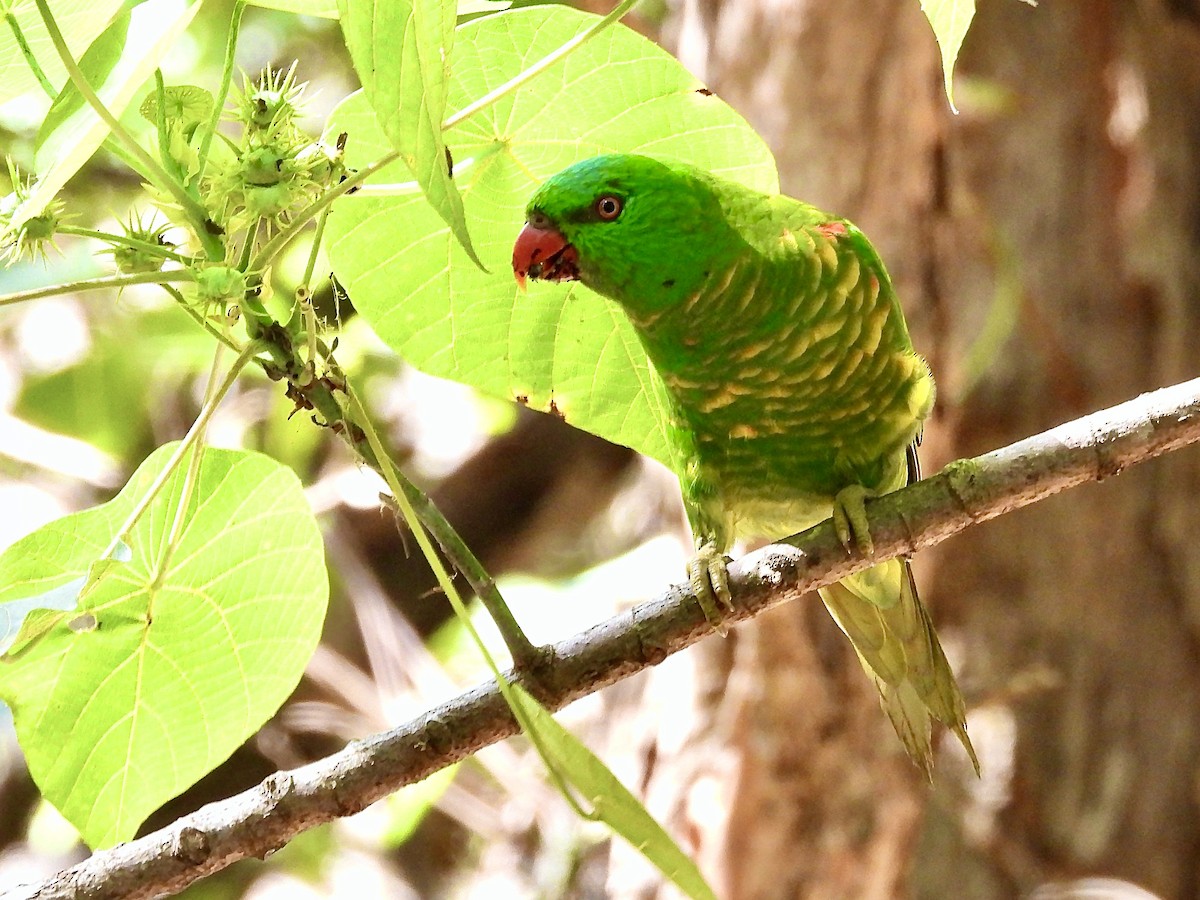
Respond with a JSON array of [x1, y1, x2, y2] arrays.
[[626, 1, 1200, 897]]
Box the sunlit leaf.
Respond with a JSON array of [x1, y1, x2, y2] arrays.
[[339, 0, 484, 267], [456, 0, 509, 15], [34, 5, 126, 149], [138, 83, 214, 131], [0, 0, 125, 106], [250, 0, 510, 33], [244, 0, 340, 17], [326, 6, 777, 469], [0, 444, 328, 848], [15, 0, 200, 231]]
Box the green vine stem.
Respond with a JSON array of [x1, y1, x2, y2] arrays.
[[151, 69, 183, 184], [341, 379, 542, 670], [252, 319, 542, 669], [296, 208, 330, 365], [344, 383, 586, 813], [195, 0, 246, 186], [31, 0, 223, 260], [0, 269, 197, 307], [149, 343, 226, 592], [299, 208, 328, 291]]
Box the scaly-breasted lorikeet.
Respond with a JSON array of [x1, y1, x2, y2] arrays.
[[512, 154, 976, 776]]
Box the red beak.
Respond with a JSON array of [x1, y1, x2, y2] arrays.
[[512, 222, 580, 291]]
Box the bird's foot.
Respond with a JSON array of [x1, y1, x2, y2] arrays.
[[832, 484, 878, 557], [688, 541, 732, 635]]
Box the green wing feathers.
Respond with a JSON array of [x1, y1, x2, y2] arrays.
[[820, 559, 979, 778]]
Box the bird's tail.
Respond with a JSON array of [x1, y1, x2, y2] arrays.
[[818, 557, 978, 778]]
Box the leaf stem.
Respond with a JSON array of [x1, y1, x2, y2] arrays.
[[0, 269, 197, 307], [6, 8, 168, 187], [239, 217, 263, 272], [300, 208, 328, 291], [30, 0, 220, 258], [151, 343, 225, 588], [442, 0, 640, 131], [196, 0, 246, 185], [151, 68, 183, 183], [343, 385, 535, 663], [297, 208, 330, 363], [344, 384, 584, 809]]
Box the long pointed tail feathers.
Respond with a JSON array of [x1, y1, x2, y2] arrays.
[[818, 558, 979, 778]]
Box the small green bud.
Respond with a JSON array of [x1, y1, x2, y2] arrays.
[[0, 158, 64, 264], [107, 214, 175, 274], [236, 62, 306, 135], [195, 266, 247, 305], [241, 147, 285, 187]]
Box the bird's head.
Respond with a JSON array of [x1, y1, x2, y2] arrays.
[[512, 154, 731, 319]]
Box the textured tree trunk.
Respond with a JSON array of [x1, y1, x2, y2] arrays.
[[608, 1, 1200, 897]]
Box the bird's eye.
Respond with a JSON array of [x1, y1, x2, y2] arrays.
[[595, 195, 622, 220]]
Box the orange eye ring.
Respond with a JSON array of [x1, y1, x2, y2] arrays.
[[595, 195, 622, 220]]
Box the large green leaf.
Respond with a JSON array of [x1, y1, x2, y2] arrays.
[[920, 0, 975, 111], [16, 0, 199, 231], [0, 0, 125, 106], [0, 444, 328, 848], [326, 6, 777, 468], [339, 0, 483, 267]]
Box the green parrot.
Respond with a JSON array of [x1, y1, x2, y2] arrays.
[[511, 154, 976, 776]]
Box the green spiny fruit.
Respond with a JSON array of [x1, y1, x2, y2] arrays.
[[512, 154, 977, 778]]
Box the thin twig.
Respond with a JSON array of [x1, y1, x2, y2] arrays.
[[195, 0, 246, 185], [15, 375, 1200, 900], [0, 270, 197, 307]]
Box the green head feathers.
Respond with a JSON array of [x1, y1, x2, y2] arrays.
[[516, 154, 740, 317]]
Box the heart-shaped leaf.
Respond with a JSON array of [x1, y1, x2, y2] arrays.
[[326, 5, 777, 468], [0, 444, 327, 848]]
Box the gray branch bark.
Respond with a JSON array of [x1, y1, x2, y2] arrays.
[[13, 375, 1200, 900]]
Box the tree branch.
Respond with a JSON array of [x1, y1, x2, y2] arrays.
[[15, 376, 1200, 900]]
